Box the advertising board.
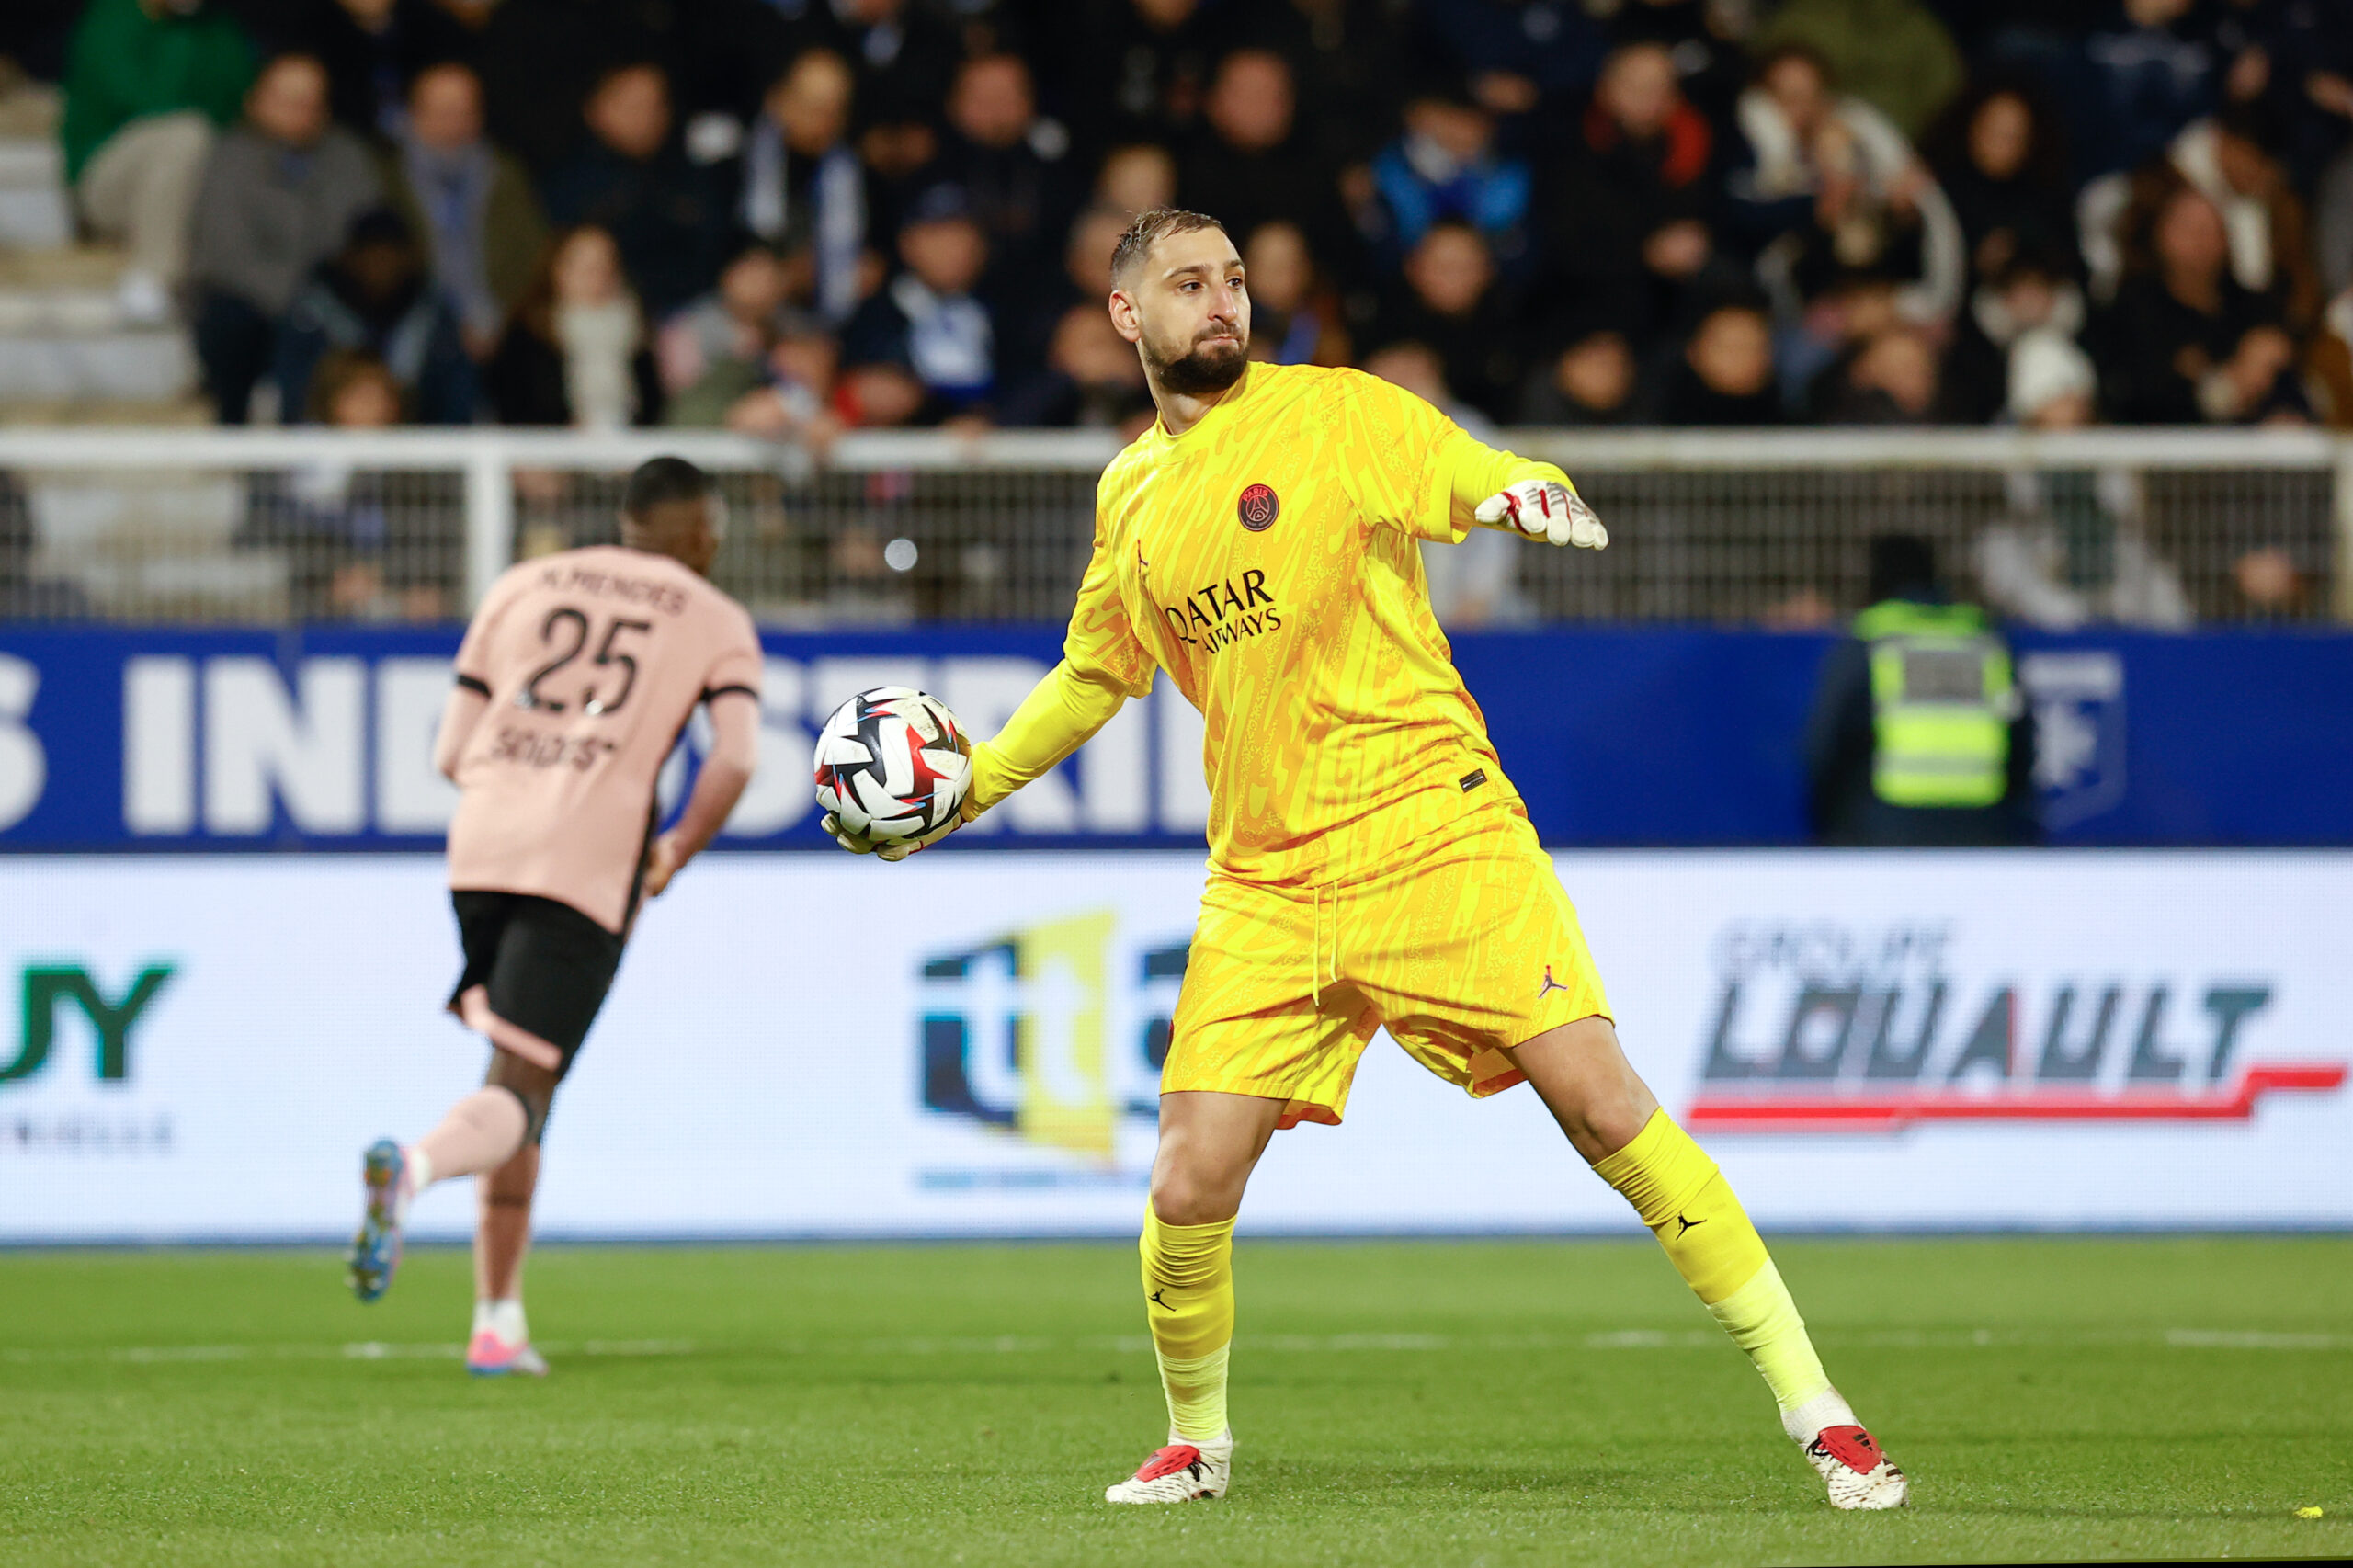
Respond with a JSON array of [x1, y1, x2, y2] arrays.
[[2, 852, 2343, 1241], [4, 628, 2350, 850]]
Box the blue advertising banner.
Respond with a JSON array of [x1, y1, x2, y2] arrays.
[[0, 625, 2347, 850]]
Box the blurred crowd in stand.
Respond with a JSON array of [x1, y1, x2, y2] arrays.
[[5, 0, 2349, 623]]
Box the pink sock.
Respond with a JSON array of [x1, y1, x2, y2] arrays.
[[412, 1089, 528, 1189]]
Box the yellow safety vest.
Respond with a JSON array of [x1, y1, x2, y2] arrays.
[[1856, 600, 2016, 809]]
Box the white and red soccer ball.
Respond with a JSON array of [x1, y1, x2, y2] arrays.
[[812, 687, 972, 843]]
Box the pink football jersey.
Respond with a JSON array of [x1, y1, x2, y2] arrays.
[[444, 546, 762, 932]]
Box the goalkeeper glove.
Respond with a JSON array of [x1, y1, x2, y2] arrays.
[[822, 811, 960, 862], [1474, 478, 1607, 550]]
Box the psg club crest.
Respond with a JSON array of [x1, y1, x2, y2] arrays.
[[1236, 483, 1279, 532]]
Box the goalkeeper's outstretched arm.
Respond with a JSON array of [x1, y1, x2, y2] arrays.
[[1345, 373, 1606, 550], [1443, 426, 1608, 551], [964, 660, 1131, 817]]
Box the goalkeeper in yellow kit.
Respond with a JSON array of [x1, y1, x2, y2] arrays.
[[826, 209, 1909, 1512]]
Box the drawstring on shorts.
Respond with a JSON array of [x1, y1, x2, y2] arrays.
[[1309, 881, 1336, 1006]]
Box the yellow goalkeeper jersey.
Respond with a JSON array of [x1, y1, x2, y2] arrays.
[[972, 359, 1571, 885]]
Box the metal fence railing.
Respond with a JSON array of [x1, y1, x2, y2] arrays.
[[0, 427, 2344, 626]]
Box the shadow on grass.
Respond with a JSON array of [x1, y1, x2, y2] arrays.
[[1234, 1460, 1697, 1505]]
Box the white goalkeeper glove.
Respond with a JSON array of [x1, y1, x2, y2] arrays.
[[1474, 478, 1608, 550], [822, 811, 960, 862]]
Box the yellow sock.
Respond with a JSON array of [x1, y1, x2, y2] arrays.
[[1593, 1109, 1831, 1413], [1140, 1204, 1235, 1441]]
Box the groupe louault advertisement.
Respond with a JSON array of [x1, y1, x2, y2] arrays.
[[1, 851, 2344, 1243]]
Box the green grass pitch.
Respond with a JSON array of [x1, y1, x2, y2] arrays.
[[3, 1237, 2347, 1566]]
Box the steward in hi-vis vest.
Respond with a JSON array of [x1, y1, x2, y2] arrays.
[[1805, 535, 2039, 846]]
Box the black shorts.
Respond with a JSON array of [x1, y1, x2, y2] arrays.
[[446, 891, 625, 1076]]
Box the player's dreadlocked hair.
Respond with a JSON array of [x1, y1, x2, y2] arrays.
[[620, 455, 713, 521], [1110, 208, 1228, 286]]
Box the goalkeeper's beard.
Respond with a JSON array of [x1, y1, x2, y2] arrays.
[[1143, 324, 1248, 396]]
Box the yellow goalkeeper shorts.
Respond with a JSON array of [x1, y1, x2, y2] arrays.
[[1164, 803, 1610, 1129]]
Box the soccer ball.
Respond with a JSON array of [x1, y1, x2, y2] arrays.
[[812, 687, 972, 843]]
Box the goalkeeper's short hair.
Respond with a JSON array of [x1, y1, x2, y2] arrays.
[[1111, 208, 1228, 286]]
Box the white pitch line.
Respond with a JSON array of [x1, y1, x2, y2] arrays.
[[5, 1327, 2347, 1366], [0, 1339, 699, 1365], [2165, 1329, 2353, 1350]]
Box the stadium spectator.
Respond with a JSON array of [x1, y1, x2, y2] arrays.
[[2008, 327, 2100, 429], [728, 50, 868, 326], [1922, 80, 2076, 290], [311, 348, 453, 620], [276, 208, 475, 426], [1805, 532, 2040, 847], [1518, 326, 1639, 426], [240, 349, 453, 622], [309, 345, 401, 426], [1724, 44, 1963, 327], [2165, 105, 2323, 330], [839, 185, 997, 424], [2091, 173, 2307, 425], [239, 0, 472, 139], [1655, 300, 1784, 425], [1240, 221, 1348, 368], [1602, 0, 1749, 126], [678, 323, 843, 447], [1539, 41, 1721, 349], [1053, 0, 1220, 151], [1752, 0, 1963, 139], [469, 0, 667, 176], [656, 242, 847, 447], [1361, 78, 1531, 278], [26, 0, 2353, 458], [2063, 0, 2217, 182], [1178, 50, 1356, 288], [659, 244, 792, 404], [1095, 142, 1177, 217], [999, 203, 1133, 401], [188, 53, 383, 424], [1067, 203, 1136, 311], [928, 53, 1079, 360], [1818, 325, 1946, 424], [2313, 288, 2353, 427], [1366, 220, 1523, 425], [1252, 0, 1410, 169], [994, 304, 1154, 433], [1783, 273, 1905, 412], [58, 0, 256, 325], [539, 63, 728, 320], [381, 62, 548, 356], [832, 363, 928, 430], [1411, 0, 1609, 117], [1941, 248, 2093, 424], [484, 225, 664, 427], [790, 0, 959, 160]]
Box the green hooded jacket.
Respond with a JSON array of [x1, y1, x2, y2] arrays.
[[1756, 0, 1963, 139], [60, 0, 255, 185]]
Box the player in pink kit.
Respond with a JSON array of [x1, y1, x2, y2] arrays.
[[347, 457, 763, 1376]]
